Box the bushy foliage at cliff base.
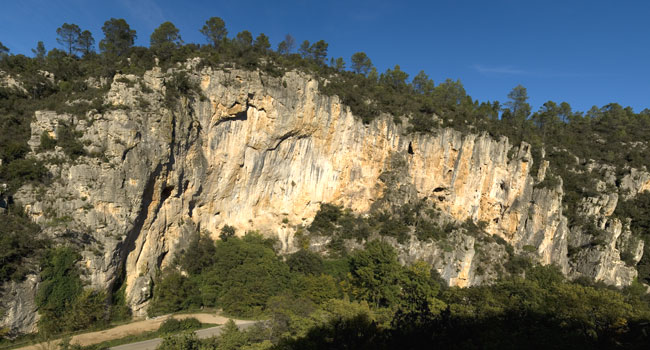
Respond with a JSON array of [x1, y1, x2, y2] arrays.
[[144, 230, 650, 349], [0, 207, 46, 282], [34, 246, 130, 336]]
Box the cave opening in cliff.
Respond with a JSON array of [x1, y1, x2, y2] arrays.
[[161, 185, 174, 202], [408, 142, 414, 155]]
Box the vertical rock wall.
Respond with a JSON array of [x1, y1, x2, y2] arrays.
[[3, 65, 644, 333]]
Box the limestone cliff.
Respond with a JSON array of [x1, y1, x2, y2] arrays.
[[2, 63, 647, 334]]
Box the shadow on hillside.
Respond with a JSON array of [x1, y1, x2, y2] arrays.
[[276, 311, 650, 350]]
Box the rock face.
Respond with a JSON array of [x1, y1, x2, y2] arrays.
[[0, 275, 39, 335], [3, 64, 646, 333]]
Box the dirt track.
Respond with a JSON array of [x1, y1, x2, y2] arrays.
[[14, 313, 250, 350]]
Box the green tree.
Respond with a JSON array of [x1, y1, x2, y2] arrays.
[[56, 23, 81, 55], [253, 33, 271, 52], [235, 30, 253, 48], [200, 17, 228, 48], [559, 101, 573, 123], [297, 40, 328, 64], [179, 232, 216, 275], [148, 269, 201, 315], [368, 66, 378, 81], [32, 41, 47, 60], [331, 57, 345, 71], [286, 249, 324, 275], [393, 261, 446, 330], [296, 274, 341, 304], [309, 40, 328, 65], [205, 233, 290, 316], [158, 331, 200, 350], [432, 78, 466, 108], [216, 319, 249, 350], [0, 41, 8, 56], [55, 121, 85, 159], [298, 40, 310, 58], [151, 22, 182, 48], [99, 18, 136, 56], [218, 250, 290, 316], [150, 22, 182, 60], [532, 101, 561, 143], [380, 65, 409, 91], [411, 70, 434, 94], [277, 34, 295, 55], [0, 209, 44, 282], [66, 289, 107, 331], [220, 224, 236, 241], [36, 247, 83, 333], [308, 203, 342, 235], [348, 240, 403, 307], [504, 84, 531, 121], [350, 52, 373, 75], [76, 30, 95, 56]]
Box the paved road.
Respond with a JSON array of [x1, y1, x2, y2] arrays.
[[12, 313, 251, 350], [110, 321, 258, 350]]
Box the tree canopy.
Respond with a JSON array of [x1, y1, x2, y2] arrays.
[[503, 84, 531, 121], [235, 30, 253, 48], [76, 30, 95, 56], [200, 17, 227, 48], [150, 21, 183, 49], [277, 34, 295, 55], [56, 23, 81, 55], [351, 52, 373, 75], [0, 41, 8, 56], [32, 41, 46, 59], [99, 18, 136, 56]]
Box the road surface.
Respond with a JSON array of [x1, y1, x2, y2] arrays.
[[12, 314, 256, 350], [109, 320, 258, 350]]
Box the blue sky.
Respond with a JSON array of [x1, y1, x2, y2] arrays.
[[1, 0, 648, 113]]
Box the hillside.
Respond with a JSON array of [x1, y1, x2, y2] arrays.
[[1, 18, 650, 348]]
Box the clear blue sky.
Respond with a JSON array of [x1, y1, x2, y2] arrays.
[[1, 0, 649, 113]]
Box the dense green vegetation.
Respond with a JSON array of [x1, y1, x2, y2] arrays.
[[34, 246, 129, 335], [307, 200, 454, 250], [157, 318, 203, 335], [0, 208, 46, 282], [149, 232, 290, 317], [147, 231, 650, 349], [35, 247, 103, 334]]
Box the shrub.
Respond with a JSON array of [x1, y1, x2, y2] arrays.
[[178, 232, 216, 274], [36, 246, 84, 333], [522, 245, 537, 253], [158, 331, 199, 350], [504, 255, 533, 275], [286, 250, 324, 275], [159, 317, 202, 334], [308, 203, 342, 235], [39, 131, 57, 151], [0, 209, 45, 282], [148, 269, 201, 316], [1, 158, 48, 191], [415, 221, 448, 242], [56, 121, 86, 159]]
